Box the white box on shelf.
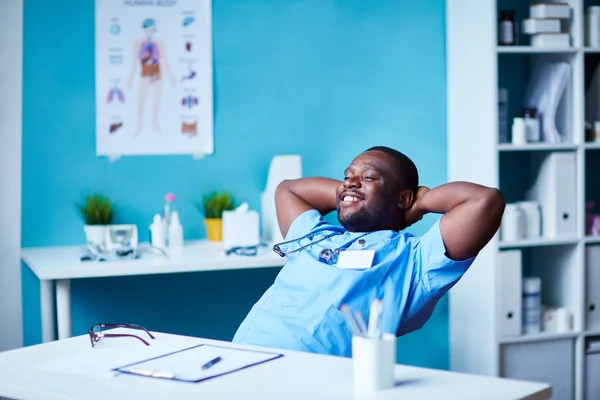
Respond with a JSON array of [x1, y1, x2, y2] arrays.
[[586, 245, 600, 331], [531, 33, 570, 47], [498, 250, 523, 338], [530, 3, 571, 19], [523, 18, 562, 34], [222, 204, 260, 250], [526, 152, 577, 238]]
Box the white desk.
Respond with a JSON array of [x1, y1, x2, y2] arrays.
[[21, 241, 286, 342], [0, 329, 551, 400]]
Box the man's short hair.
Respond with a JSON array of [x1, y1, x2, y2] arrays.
[[366, 146, 419, 192]]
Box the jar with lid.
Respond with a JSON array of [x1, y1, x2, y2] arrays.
[[499, 10, 517, 46]]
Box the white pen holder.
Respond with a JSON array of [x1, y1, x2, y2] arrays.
[[352, 333, 396, 392]]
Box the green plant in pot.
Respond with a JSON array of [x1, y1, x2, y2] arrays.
[[78, 192, 114, 249], [198, 191, 234, 242]]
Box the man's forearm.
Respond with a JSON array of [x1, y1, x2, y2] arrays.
[[417, 181, 505, 260], [418, 182, 501, 215], [278, 177, 341, 215]]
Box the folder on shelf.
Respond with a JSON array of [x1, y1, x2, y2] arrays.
[[498, 250, 523, 338], [112, 344, 283, 383], [526, 152, 577, 238], [523, 60, 572, 143], [586, 245, 600, 332]]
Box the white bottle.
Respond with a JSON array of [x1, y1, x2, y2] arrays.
[[168, 211, 184, 253], [523, 277, 542, 334], [150, 214, 165, 250], [512, 118, 527, 145], [500, 203, 525, 242]]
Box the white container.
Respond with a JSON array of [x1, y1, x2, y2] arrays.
[[512, 118, 527, 145], [531, 33, 570, 47], [555, 307, 572, 333], [168, 211, 184, 253], [586, 6, 600, 47], [84, 225, 107, 251], [352, 333, 396, 392], [594, 121, 600, 143], [500, 203, 525, 242], [523, 18, 561, 34], [517, 201, 542, 238], [149, 214, 165, 250], [530, 3, 570, 19], [523, 277, 542, 334]]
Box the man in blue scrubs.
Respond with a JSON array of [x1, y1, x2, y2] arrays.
[[233, 146, 505, 357]]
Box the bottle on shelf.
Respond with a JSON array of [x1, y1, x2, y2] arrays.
[[499, 10, 517, 46], [523, 277, 542, 335], [168, 211, 184, 253]]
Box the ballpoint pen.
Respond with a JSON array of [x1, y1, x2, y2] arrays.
[[201, 356, 222, 370]]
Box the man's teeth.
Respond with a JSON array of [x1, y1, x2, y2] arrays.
[[343, 195, 360, 202]]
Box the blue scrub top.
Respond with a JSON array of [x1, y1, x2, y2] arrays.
[[232, 209, 476, 357]]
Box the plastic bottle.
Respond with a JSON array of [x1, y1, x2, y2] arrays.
[[498, 89, 509, 143], [499, 10, 516, 46], [523, 277, 542, 334], [168, 211, 184, 253], [149, 214, 165, 250], [163, 193, 176, 245]]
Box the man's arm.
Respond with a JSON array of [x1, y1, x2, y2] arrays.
[[275, 178, 340, 238], [409, 182, 505, 260]]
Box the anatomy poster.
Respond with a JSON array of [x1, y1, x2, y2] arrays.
[[95, 0, 213, 156]]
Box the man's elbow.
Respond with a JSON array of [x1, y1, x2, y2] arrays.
[[481, 188, 506, 226]]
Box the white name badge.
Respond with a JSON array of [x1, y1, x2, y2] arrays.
[[337, 250, 375, 270]]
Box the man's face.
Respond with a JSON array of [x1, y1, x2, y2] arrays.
[[335, 150, 404, 232]]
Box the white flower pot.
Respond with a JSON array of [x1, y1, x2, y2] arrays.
[[84, 225, 107, 250]]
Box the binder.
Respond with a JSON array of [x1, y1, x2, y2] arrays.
[[587, 245, 600, 332], [498, 250, 522, 337], [526, 152, 577, 238]]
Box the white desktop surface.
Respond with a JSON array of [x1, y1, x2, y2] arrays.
[[0, 330, 551, 400], [21, 240, 286, 280], [21, 241, 286, 343]]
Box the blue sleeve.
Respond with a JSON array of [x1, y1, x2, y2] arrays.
[[283, 209, 324, 241], [413, 218, 476, 297]]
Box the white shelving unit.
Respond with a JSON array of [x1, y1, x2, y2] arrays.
[[446, 1, 600, 400]]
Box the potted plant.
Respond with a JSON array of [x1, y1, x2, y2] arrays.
[[198, 191, 234, 242], [78, 192, 114, 249]]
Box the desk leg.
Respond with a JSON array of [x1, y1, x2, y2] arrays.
[[40, 280, 56, 343], [56, 279, 72, 340]]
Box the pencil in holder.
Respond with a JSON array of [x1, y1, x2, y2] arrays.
[[352, 333, 396, 391]]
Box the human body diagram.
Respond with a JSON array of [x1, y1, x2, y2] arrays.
[[126, 18, 176, 136]]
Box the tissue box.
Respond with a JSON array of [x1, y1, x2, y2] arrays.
[[222, 209, 260, 249]]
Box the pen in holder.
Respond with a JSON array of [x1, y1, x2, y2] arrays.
[[352, 333, 396, 392]]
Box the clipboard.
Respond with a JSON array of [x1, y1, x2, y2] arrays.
[[112, 343, 283, 383]]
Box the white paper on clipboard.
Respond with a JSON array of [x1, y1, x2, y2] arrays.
[[113, 344, 283, 383]]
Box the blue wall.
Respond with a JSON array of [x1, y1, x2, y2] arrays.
[[22, 0, 450, 369]]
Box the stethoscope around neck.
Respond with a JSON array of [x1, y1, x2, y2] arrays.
[[272, 227, 368, 265]]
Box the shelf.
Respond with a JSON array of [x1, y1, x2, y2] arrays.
[[497, 46, 578, 54], [499, 331, 580, 344], [498, 143, 578, 152], [585, 142, 600, 149], [585, 236, 600, 244], [499, 237, 579, 249], [584, 47, 600, 53], [584, 330, 600, 337]]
